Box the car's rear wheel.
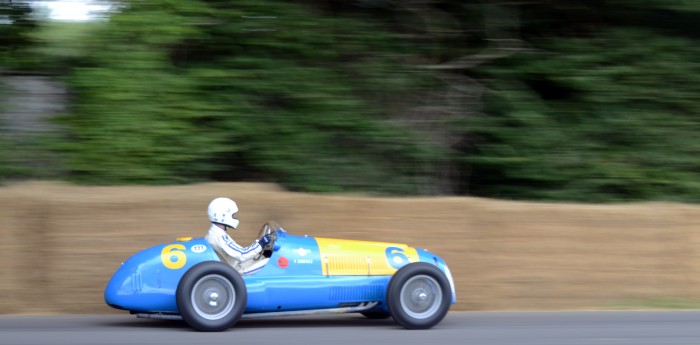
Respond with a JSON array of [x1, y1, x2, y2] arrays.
[[387, 262, 452, 329], [176, 262, 246, 331]]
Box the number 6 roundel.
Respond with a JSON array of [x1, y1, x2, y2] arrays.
[[385, 246, 409, 269], [161, 244, 187, 269]]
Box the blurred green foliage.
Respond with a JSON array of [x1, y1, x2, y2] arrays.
[[466, 29, 700, 201], [462, 2, 700, 201], [49, 0, 441, 193], [2, 0, 700, 201], [0, 81, 10, 179], [0, 0, 37, 69]]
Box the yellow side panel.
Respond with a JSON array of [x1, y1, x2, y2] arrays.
[[315, 237, 418, 276]]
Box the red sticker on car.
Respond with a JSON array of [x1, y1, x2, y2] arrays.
[[278, 256, 289, 269]]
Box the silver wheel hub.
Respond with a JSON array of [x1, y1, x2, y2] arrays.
[[400, 275, 442, 319], [208, 292, 219, 307], [191, 274, 236, 320]]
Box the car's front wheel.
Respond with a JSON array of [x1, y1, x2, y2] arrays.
[[386, 262, 452, 329], [176, 262, 247, 331]]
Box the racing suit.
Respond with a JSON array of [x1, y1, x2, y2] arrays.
[[205, 223, 264, 275]]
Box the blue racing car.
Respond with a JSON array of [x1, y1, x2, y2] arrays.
[[105, 221, 456, 331]]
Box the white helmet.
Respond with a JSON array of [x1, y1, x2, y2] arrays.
[[207, 197, 240, 229]]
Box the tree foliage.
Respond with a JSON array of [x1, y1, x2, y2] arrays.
[[466, 29, 700, 201], [2, 0, 700, 201], [0, 0, 37, 181], [460, 2, 700, 201], [0, 0, 38, 69], [54, 0, 440, 193]]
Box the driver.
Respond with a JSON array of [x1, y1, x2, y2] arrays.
[[204, 197, 271, 275]]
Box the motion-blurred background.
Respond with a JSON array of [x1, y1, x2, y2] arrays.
[[1, 0, 700, 314]]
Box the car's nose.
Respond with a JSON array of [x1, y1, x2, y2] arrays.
[[104, 262, 133, 310]]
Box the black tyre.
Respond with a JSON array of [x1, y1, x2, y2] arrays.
[[386, 262, 452, 329], [361, 310, 391, 319], [176, 261, 247, 331]]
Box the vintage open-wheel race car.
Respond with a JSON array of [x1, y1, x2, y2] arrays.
[[105, 221, 456, 331]]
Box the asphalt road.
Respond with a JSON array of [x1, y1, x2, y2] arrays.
[[2, 311, 700, 345]]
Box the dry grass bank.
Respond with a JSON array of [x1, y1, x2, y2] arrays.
[[1, 181, 700, 314]]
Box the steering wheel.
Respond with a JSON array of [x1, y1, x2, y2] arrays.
[[254, 222, 278, 259]]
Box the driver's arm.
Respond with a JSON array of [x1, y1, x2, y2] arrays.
[[215, 234, 263, 262]]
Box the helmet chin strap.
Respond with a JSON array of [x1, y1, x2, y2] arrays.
[[214, 222, 232, 231]]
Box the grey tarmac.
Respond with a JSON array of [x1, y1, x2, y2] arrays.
[[2, 311, 700, 345]]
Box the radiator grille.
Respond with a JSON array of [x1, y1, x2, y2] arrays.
[[325, 255, 393, 275]]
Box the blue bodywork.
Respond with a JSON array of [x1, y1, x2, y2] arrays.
[[105, 229, 456, 315]]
